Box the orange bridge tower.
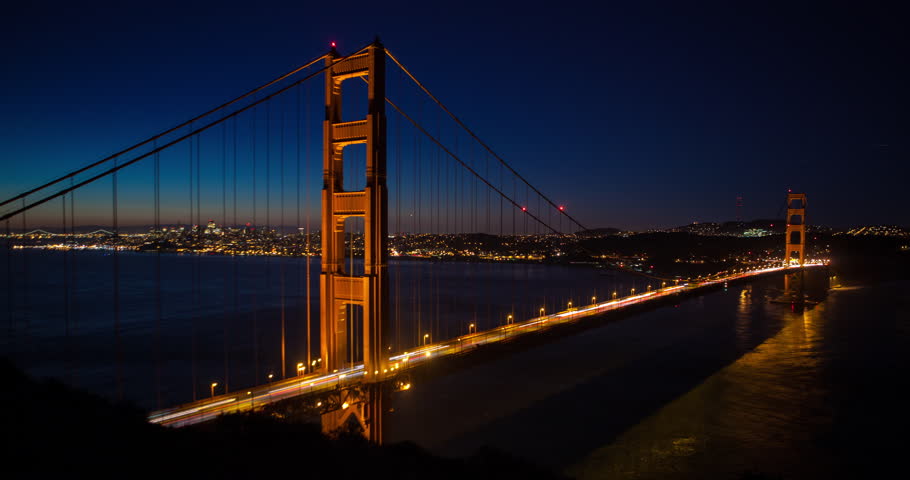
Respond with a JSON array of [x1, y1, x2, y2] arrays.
[[319, 40, 389, 441], [784, 193, 807, 266]]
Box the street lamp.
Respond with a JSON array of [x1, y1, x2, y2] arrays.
[[539, 307, 545, 316], [567, 300, 573, 309], [210, 382, 218, 398], [591, 296, 596, 304], [247, 391, 253, 410], [507, 314, 513, 325], [468, 323, 476, 334], [631, 288, 635, 295], [613, 291, 617, 299], [423, 333, 430, 345], [297, 362, 305, 376]]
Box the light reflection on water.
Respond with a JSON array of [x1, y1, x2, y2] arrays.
[[0, 249, 646, 409], [565, 280, 904, 479], [387, 272, 907, 479]]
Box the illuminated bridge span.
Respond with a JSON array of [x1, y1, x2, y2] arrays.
[[147, 262, 822, 428], [0, 40, 823, 442]]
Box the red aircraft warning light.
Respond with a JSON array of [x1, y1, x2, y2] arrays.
[[521, 206, 527, 212], [558, 205, 565, 211], [331, 41, 336, 48]]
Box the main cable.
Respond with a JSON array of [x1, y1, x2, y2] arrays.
[[1, 44, 373, 223], [385, 96, 562, 235], [385, 49, 588, 233], [0, 53, 334, 209]]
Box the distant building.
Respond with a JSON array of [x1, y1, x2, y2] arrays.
[[743, 228, 772, 237], [840, 225, 909, 238]]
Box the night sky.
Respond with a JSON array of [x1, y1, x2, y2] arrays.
[[1, 1, 906, 230]]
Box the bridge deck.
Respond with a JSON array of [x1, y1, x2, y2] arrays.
[[148, 263, 824, 427]]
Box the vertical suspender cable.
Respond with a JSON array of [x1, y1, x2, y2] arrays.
[[195, 132, 202, 399], [436, 116, 442, 341], [5, 220, 11, 339], [113, 156, 122, 401], [154, 143, 162, 409], [452, 130, 460, 332], [395, 111, 401, 352], [415, 103, 421, 348], [188, 128, 193, 228], [252, 108, 257, 228], [433, 110, 442, 341], [296, 83, 303, 374], [524, 185, 531, 235], [304, 83, 312, 369], [485, 152, 490, 234], [197, 124, 201, 228], [62, 194, 70, 383], [265, 99, 273, 377], [233, 116, 238, 228], [232, 116, 239, 389], [222, 122, 230, 392], [70, 177, 78, 384], [222, 122, 228, 228], [266, 100, 271, 233], [251, 107, 260, 384], [5, 219, 12, 347], [188, 134, 198, 402], [280, 100, 286, 378], [21, 198, 28, 336]]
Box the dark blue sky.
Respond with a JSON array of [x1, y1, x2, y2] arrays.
[[1, 1, 906, 230]]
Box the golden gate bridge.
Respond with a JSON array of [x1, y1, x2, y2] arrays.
[[0, 40, 821, 442]]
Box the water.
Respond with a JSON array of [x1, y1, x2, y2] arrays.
[[3, 249, 906, 477], [387, 273, 909, 478], [0, 249, 643, 409]]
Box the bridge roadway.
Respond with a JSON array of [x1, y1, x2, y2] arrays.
[[148, 263, 824, 427]]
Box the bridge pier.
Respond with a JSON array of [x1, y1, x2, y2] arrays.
[[321, 383, 387, 443]]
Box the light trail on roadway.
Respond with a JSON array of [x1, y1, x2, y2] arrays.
[[148, 262, 825, 427]]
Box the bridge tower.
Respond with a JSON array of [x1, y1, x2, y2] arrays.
[[319, 41, 389, 442], [784, 193, 807, 266]]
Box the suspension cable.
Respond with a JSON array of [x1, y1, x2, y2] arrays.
[[382, 56, 680, 281], [0, 44, 374, 224], [385, 96, 562, 235], [385, 49, 588, 233], [0, 53, 334, 209]]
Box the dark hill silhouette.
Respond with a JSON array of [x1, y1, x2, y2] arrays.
[[1, 357, 564, 479]]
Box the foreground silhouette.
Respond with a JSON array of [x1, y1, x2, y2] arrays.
[[1, 357, 563, 479]]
